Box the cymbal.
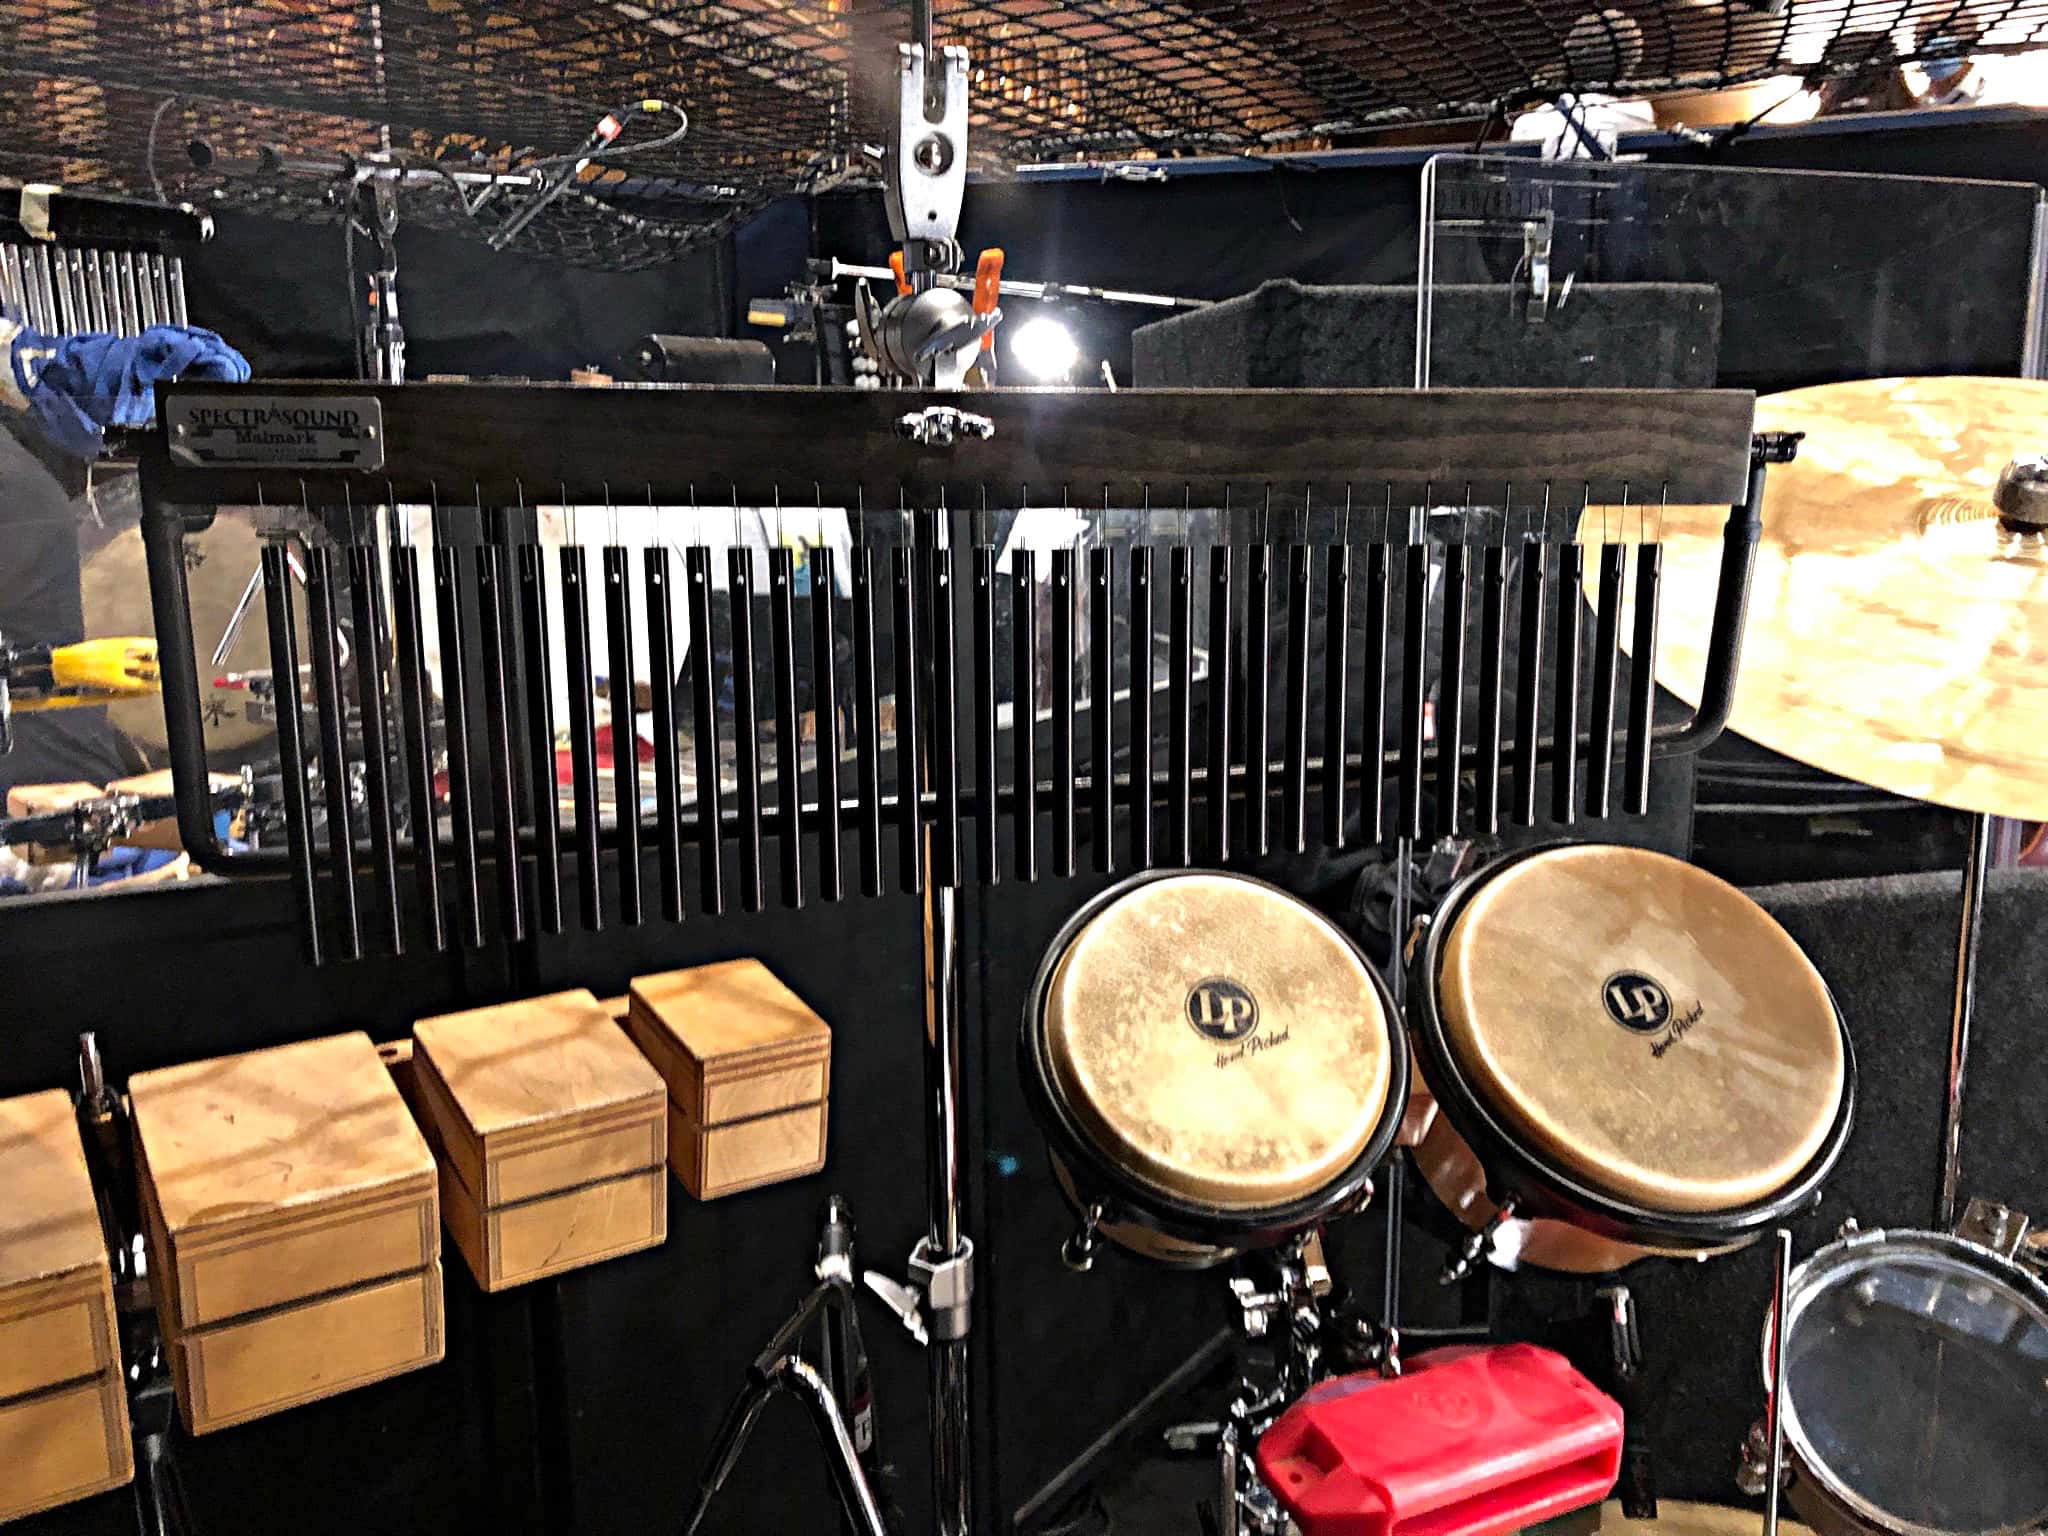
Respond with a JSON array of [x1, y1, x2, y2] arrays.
[[1590, 376, 2048, 822]]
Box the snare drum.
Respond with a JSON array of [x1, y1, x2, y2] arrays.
[[1022, 871, 1408, 1267], [1767, 1227, 2048, 1536], [1407, 843, 1855, 1274]]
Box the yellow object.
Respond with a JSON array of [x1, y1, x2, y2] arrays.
[[49, 637, 159, 697]]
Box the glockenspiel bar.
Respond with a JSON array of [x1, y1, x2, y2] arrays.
[[973, 544, 1000, 884], [1012, 550, 1039, 882], [392, 541, 447, 952], [1089, 545, 1115, 874], [606, 546, 644, 924], [520, 543, 564, 934], [645, 546, 685, 923], [927, 542, 962, 889], [1513, 543, 1548, 826], [1475, 541, 1508, 836], [852, 544, 884, 897], [1050, 546, 1077, 879], [1435, 542, 1470, 840], [1282, 542, 1311, 854], [261, 543, 322, 965], [1551, 544, 1585, 826], [305, 543, 362, 960], [1206, 543, 1234, 863], [1129, 543, 1155, 869], [1243, 541, 1272, 857], [1363, 542, 1390, 847], [771, 547, 806, 908], [731, 546, 766, 912], [812, 545, 845, 901], [685, 545, 727, 914], [891, 543, 925, 895], [1587, 543, 1626, 819], [1321, 540, 1351, 847], [1625, 543, 1664, 817], [1168, 544, 1193, 864], [560, 544, 604, 932], [1399, 542, 1428, 842], [350, 542, 405, 954]]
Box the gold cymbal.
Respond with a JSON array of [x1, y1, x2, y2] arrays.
[[1586, 376, 2048, 820]]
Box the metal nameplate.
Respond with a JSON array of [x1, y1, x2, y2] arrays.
[[166, 394, 384, 471]]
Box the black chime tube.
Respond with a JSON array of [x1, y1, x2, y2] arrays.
[[1400, 542, 1428, 842], [852, 546, 884, 896], [1090, 546, 1114, 873], [435, 543, 483, 946], [349, 543, 404, 953], [812, 546, 844, 901], [393, 543, 445, 950], [686, 546, 727, 914], [1129, 545, 1155, 869], [1513, 544, 1548, 826], [644, 546, 683, 923], [517, 546, 563, 934], [1206, 544, 1234, 862], [1475, 542, 1507, 836], [927, 543, 961, 890], [731, 547, 765, 911], [305, 545, 362, 959], [1363, 543, 1390, 846], [1587, 543, 1626, 818], [1243, 542, 1271, 857], [1322, 540, 1351, 847], [1282, 542, 1311, 852], [605, 546, 642, 924], [1168, 545, 1193, 864], [1625, 544, 1664, 816], [1012, 551, 1038, 881], [1050, 548, 1076, 878], [262, 543, 322, 963], [477, 540, 527, 941], [560, 545, 603, 932], [1435, 543, 1469, 839], [892, 545, 924, 895], [973, 545, 999, 884], [771, 547, 806, 907], [1551, 545, 1585, 825]]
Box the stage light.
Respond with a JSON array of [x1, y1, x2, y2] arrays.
[[1011, 316, 1079, 382]]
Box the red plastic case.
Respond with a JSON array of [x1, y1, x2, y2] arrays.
[[1255, 1344, 1623, 1536]]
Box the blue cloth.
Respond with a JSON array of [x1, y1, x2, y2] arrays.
[[7, 321, 250, 460]]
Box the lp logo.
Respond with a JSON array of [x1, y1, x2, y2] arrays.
[[1602, 971, 1671, 1033], [1186, 978, 1260, 1042]]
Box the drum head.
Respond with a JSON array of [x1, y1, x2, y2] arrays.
[[1040, 872, 1396, 1212], [1434, 845, 1844, 1214], [1783, 1232, 2048, 1536]]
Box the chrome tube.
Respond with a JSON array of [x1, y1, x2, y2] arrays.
[[1939, 812, 1992, 1230]]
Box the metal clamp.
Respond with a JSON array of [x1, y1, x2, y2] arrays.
[[1061, 1203, 1105, 1273], [1957, 1197, 2033, 1259], [896, 406, 994, 447], [1441, 1199, 1516, 1284], [908, 1235, 974, 1343], [1752, 430, 1804, 465]]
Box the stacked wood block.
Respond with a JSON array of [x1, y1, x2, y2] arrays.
[[626, 961, 832, 1200], [411, 990, 668, 1291], [0, 1090, 132, 1522], [128, 1034, 443, 1434]]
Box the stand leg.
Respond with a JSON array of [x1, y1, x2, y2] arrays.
[[1939, 811, 1992, 1231], [922, 873, 972, 1536]]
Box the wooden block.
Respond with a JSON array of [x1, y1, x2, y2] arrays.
[[5, 782, 101, 865], [669, 1099, 827, 1201], [627, 960, 832, 1126], [0, 1372, 132, 1522], [104, 769, 242, 851], [0, 1091, 119, 1402], [438, 1162, 665, 1291], [166, 1264, 444, 1435], [412, 990, 666, 1206], [129, 1033, 438, 1330]]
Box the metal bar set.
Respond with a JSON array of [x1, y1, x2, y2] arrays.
[[0, 241, 188, 336], [137, 382, 1766, 963]]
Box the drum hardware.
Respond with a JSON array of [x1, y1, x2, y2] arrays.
[[682, 1198, 892, 1536], [0, 631, 161, 754], [0, 778, 244, 889]]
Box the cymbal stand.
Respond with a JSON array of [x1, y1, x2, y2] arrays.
[[681, 1199, 890, 1536], [1938, 811, 1992, 1230]]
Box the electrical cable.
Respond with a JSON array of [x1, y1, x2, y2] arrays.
[[488, 99, 689, 249], [145, 95, 177, 207]]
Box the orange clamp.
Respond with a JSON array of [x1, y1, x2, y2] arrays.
[[973, 247, 1004, 351], [888, 251, 911, 297]]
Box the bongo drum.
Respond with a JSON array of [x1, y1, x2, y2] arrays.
[[1407, 843, 1855, 1274], [1022, 871, 1408, 1268], [1765, 1226, 2048, 1536]]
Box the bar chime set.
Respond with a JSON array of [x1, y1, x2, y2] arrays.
[[0, 187, 207, 336], [136, 384, 1769, 963]]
